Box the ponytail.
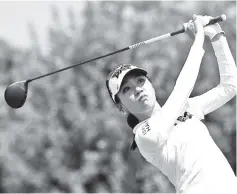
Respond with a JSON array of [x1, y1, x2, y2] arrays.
[[127, 114, 139, 151], [115, 95, 140, 151]]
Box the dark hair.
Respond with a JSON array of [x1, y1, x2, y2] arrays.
[[127, 114, 139, 151], [115, 95, 139, 151]]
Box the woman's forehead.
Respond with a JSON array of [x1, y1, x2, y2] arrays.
[[121, 72, 146, 86]]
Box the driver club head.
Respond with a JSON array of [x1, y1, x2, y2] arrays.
[[4, 80, 29, 108]]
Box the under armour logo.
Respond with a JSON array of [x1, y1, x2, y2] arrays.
[[174, 112, 193, 126], [111, 65, 132, 78], [141, 121, 150, 135]]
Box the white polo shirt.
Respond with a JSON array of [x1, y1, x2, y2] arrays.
[[133, 36, 237, 193], [133, 102, 237, 193]]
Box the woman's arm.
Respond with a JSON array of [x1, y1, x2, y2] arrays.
[[155, 15, 206, 140], [188, 25, 237, 118]]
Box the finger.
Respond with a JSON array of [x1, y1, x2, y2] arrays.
[[188, 20, 195, 29], [203, 16, 211, 26], [187, 20, 192, 28], [186, 20, 196, 38], [189, 22, 195, 32], [192, 14, 197, 20]]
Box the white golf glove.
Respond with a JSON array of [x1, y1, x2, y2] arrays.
[[186, 15, 225, 41], [203, 16, 225, 41]]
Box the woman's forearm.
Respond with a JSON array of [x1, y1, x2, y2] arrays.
[[183, 35, 236, 118], [212, 35, 237, 89], [193, 29, 205, 48], [160, 32, 205, 136], [159, 16, 206, 140], [175, 33, 205, 90]]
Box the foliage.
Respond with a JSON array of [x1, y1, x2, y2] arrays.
[[0, 1, 236, 192]]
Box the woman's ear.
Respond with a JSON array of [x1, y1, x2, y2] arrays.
[[119, 105, 129, 115], [116, 95, 129, 115]]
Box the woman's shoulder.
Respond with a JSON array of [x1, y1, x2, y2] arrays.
[[134, 115, 166, 155], [133, 120, 148, 134], [133, 111, 161, 135]]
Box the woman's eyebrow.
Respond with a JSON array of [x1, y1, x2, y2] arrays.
[[121, 75, 143, 87], [120, 81, 128, 92]]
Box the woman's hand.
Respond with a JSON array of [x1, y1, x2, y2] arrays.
[[186, 14, 206, 38], [203, 16, 225, 41], [186, 14, 224, 41], [191, 14, 206, 47]]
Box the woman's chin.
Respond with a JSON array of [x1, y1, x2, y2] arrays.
[[140, 99, 152, 106], [138, 102, 153, 111]]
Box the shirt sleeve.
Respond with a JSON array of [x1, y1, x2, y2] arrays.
[[187, 36, 237, 117], [187, 97, 205, 120], [134, 120, 158, 163], [159, 44, 205, 139], [135, 43, 205, 158]]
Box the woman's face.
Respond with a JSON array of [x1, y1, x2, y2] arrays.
[[117, 72, 157, 114]]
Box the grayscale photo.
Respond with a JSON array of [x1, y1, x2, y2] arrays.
[[0, 1, 236, 193]]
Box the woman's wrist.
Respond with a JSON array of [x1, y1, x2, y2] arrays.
[[194, 31, 205, 48], [211, 32, 225, 42]]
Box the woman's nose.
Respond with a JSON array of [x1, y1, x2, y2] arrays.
[[134, 86, 143, 96]]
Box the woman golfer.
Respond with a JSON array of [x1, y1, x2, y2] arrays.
[[106, 14, 237, 193]]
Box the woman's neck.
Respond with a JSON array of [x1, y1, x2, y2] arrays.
[[135, 102, 161, 121]]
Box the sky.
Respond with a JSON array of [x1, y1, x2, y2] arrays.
[[0, 1, 85, 52]]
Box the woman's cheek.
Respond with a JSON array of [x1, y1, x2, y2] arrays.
[[128, 94, 135, 102]]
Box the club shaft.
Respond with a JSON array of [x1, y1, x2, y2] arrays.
[[28, 47, 129, 82], [27, 31, 181, 83], [27, 14, 226, 83]]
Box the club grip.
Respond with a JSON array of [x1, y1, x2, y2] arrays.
[[206, 14, 226, 26], [182, 14, 226, 31]]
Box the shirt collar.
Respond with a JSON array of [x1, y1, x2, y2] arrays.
[[133, 120, 146, 134], [132, 111, 161, 134]]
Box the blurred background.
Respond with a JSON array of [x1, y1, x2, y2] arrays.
[[0, 1, 236, 193]]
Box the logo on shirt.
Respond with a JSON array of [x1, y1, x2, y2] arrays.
[[174, 112, 193, 126], [141, 121, 150, 135]]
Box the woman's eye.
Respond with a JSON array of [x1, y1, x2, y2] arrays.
[[123, 87, 130, 93], [137, 78, 145, 84]]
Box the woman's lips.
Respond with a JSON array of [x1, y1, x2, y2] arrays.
[[139, 95, 148, 102]]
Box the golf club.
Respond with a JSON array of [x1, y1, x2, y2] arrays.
[[5, 14, 226, 109]]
